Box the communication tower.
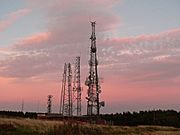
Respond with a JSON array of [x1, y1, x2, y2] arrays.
[[73, 56, 82, 116], [47, 95, 53, 114], [85, 22, 104, 116], [60, 63, 73, 116]]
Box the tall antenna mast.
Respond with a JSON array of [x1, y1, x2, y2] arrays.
[[60, 63, 67, 114], [47, 95, 53, 114], [85, 21, 104, 116], [60, 63, 73, 116], [67, 63, 73, 116], [73, 56, 82, 116], [21, 99, 24, 112]]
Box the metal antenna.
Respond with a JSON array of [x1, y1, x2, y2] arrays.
[[67, 63, 73, 116], [60, 63, 67, 114], [85, 21, 104, 116], [47, 95, 53, 114], [21, 99, 24, 113], [60, 63, 73, 116], [73, 56, 82, 116]]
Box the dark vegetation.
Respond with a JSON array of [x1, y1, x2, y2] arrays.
[[0, 111, 37, 119], [1, 110, 180, 127], [0, 124, 40, 135], [101, 110, 180, 127]]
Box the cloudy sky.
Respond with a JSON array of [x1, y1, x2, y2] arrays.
[[0, 0, 180, 114]]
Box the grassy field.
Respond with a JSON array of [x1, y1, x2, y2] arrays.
[[0, 117, 180, 135]]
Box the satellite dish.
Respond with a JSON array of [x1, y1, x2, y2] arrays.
[[100, 101, 105, 107]]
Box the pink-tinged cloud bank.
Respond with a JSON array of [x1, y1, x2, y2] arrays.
[[17, 32, 51, 46], [0, 0, 180, 113], [0, 8, 31, 32]]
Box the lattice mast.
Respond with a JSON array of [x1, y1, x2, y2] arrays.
[[73, 56, 82, 116], [60, 63, 73, 116], [67, 63, 73, 116], [85, 22, 101, 115], [21, 99, 24, 113], [60, 63, 67, 114], [47, 95, 53, 114]]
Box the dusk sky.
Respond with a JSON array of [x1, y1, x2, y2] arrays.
[[0, 0, 180, 114]]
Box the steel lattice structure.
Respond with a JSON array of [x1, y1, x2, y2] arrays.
[[60, 63, 67, 115], [60, 63, 73, 116], [47, 95, 53, 114], [85, 22, 104, 116], [73, 56, 82, 116]]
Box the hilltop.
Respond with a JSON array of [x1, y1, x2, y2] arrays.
[[1, 117, 180, 135]]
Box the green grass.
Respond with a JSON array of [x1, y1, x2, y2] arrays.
[[1, 117, 180, 135]]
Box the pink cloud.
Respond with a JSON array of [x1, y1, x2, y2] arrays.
[[0, 27, 180, 113], [0, 8, 31, 32], [25, 0, 121, 45], [0, 0, 180, 113], [0, 76, 59, 112], [16, 32, 51, 47], [104, 28, 180, 45]]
